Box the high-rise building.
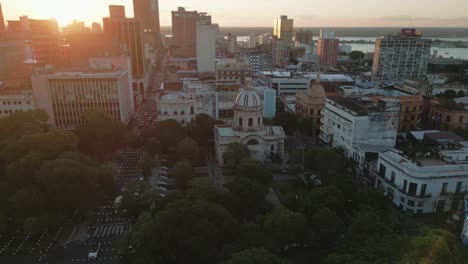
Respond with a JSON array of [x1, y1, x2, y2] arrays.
[[317, 29, 339, 67], [109, 5, 126, 18], [91, 22, 102, 33], [6, 16, 59, 66], [133, 0, 160, 33], [273, 15, 294, 44], [227, 33, 237, 54], [0, 3, 6, 37], [293, 29, 313, 45], [271, 37, 290, 67], [196, 21, 218, 73], [171, 7, 211, 58], [31, 56, 135, 129], [372, 28, 432, 83], [103, 5, 145, 77]]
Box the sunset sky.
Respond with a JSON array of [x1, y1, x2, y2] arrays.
[[2, 0, 468, 27]]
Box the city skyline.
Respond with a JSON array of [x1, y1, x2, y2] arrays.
[[2, 0, 468, 28]]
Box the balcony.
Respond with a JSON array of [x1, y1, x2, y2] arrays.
[[377, 174, 431, 200]]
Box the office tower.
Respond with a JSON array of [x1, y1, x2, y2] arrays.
[[133, 0, 160, 33], [196, 21, 218, 73], [227, 33, 237, 54], [293, 29, 313, 45], [273, 15, 294, 44], [171, 7, 211, 58], [91, 22, 102, 32], [372, 28, 432, 83], [32, 56, 135, 129], [109, 5, 126, 18], [271, 36, 290, 67], [6, 16, 59, 66], [103, 5, 145, 77], [0, 3, 6, 36], [317, 29, 339, 67]]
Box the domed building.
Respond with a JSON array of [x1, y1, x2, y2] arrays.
[[214, 87, 287, 165], [295, 72, 326, 135]]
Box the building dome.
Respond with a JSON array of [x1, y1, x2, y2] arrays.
[[235, 89, 262, 108], [308, 72, 326, 99]]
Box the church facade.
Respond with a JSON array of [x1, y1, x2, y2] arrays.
[[214, 88, 287, 166]]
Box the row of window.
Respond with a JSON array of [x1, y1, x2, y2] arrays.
[[2, 100, 32, 105], [239, 117, 261, 127], [0, 109, 30, 114]]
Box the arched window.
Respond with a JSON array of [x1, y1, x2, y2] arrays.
[[247, 139, 259, 145], [239, 117, 243, 126], [248, 118, 253, 127], [270, 144, 275, 151]]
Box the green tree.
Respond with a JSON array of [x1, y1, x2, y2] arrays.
[[227, 248, 284, 264], [77, 111, 130, 161], [349, 50, 365, 60], [263, 208, 308, 253], [158, 119, 185, 151], [226, 177, 269, 220], [0, 213, 7, 233], [237, 160, 272, 186], [444, 89, 457, 99], [458, 90, 466, 97], [129, 199, 238, 264], [172, 162, 196, 192], [223, 142, 251, 168], [276, 98, 286, 113], [274, 112, 298, 135], [195, 114, 216, 145], [176, 138, 200, 164], [399, 229, 468, 264], [309, 207, 344, 249], [144, 137, 161, 157]]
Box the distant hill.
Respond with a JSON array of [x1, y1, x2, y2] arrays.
[[160, 26, 468, 38]]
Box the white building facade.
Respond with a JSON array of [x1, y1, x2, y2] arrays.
[[320, 97, 400, 158], [31, 56, 135, 129], [0, 81, 36, 118], [196, 22, 218, 73], [376, 150, 468, 214], [372, 29, 432, 83]]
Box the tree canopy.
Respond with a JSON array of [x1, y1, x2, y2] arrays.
[[129, 199, 238, 264], [223, 142, 251, 168], [77, 110, 130, 161]]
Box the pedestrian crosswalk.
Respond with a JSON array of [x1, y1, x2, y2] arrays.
[[91, 224, 131, 237]]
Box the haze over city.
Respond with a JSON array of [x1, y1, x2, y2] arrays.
[[2, 0, 468, 263], [2, 0, 468, 27]]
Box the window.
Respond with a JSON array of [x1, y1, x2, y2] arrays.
[[460, 116, 464, 123], [390, 171, 395, 184], [446, 115, 451, 123], [403, 180, 408, 193], [400, 197, 405, 203], [270, 145, 275, 151], [248, 118, 253, 127], [258, 117, 261, 125], [420, 184, 427, 197], [441, 182, 448, 194], [310, 109, 314, 115], [239, 117, 243, 127], [412, 106, 417, 111], [408, 183, 417, 196], [379, 164, 386, 177], [418, 202, 424, 207], [456, 181, 462, 193], [190, 106, 194, 114], [247, 139, 259, 145], [407, 200, 415, 207]]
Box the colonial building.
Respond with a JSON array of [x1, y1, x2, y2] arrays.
[[320, 97, 400, 158], [214, 87, 286, 165], [295, 73, 326, 135]]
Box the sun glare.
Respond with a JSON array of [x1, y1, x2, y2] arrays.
[[32, 0, 102, 27]]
